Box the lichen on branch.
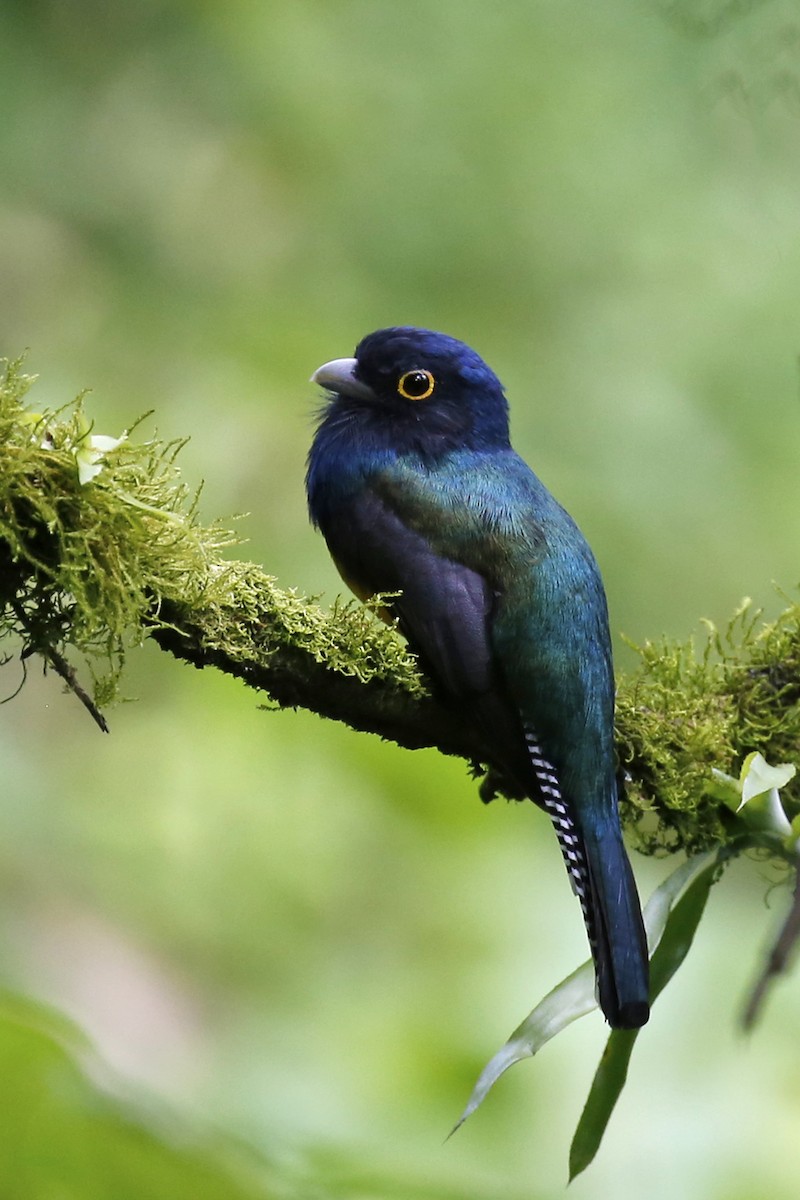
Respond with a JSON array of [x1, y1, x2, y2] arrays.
[[1, 357, 798, 859]]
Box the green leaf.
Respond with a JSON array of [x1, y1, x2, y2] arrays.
[[788, 812, 800, 850], [0, 991, 271, 1200], [567, 1029, 638, 1183], [453, 852, 714, 1134], [449, 958, 597, 1135], [568, 854, 720, 1181], [640, 851, 714, 952]]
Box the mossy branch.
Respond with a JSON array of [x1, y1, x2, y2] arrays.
[[2, 357, 799, 862]]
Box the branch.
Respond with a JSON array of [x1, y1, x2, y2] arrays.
[[151, 586, 478, 763], [743, 864, 800, 1030], [1, 356, 799, 860]]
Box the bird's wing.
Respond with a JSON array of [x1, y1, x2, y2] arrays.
[[325, 486, 494, 696], [323, 485, 536, 783]]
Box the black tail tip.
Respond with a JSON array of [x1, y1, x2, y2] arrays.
[[609, 1000, 650, 1030]]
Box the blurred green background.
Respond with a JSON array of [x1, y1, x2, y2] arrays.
[[2, 1, 800, 1196]]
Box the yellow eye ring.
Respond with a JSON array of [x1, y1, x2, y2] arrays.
[[397, 369, 435, 401]]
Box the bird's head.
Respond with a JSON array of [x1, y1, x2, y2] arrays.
[[311, 327, 511, 456]]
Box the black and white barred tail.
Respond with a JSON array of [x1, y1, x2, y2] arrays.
[[524, 728, 650, 1029]]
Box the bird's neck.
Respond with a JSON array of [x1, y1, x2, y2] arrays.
[[314, 397, 508, 463]]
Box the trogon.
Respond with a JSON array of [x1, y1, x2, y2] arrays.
[[306, 326, 649, 1028]]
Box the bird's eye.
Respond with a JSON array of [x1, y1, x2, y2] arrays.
[[397, 369, 435, 401]]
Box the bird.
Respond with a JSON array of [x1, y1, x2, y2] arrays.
[[306, 326, 649, 1029]]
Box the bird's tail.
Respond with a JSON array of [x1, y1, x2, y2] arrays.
[[524, 734, 649, 1028], [578, 823, 650, 1028]]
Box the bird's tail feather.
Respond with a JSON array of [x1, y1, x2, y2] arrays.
[[524, 731, 649, 1029], [580, 824, 650, 1028]]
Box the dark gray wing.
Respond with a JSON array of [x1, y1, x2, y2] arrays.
[[320, 487, 533, 785]]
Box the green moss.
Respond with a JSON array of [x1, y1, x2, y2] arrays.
[[189, 563, 424, 694], [0, 358, 422, 710], [617, 600, 800, 856]]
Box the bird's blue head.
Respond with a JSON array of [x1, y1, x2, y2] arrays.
[[311, 327, 511, 459]]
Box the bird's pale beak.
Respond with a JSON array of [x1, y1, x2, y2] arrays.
[[310, 357, 376, 401]]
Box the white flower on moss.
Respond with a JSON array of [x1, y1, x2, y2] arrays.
[[73, 416, 127, 485]]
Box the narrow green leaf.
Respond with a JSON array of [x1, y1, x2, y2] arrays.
[[568, 855, 719, 1181], [567, 1028, 638, 1183], [647, 859, 719, 1006], [641, 851, 713, 953], [449, 959, 597, 1135], [453, 852, 714, 1134]]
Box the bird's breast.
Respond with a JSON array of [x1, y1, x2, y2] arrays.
[[370, 452, 553, 583]]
